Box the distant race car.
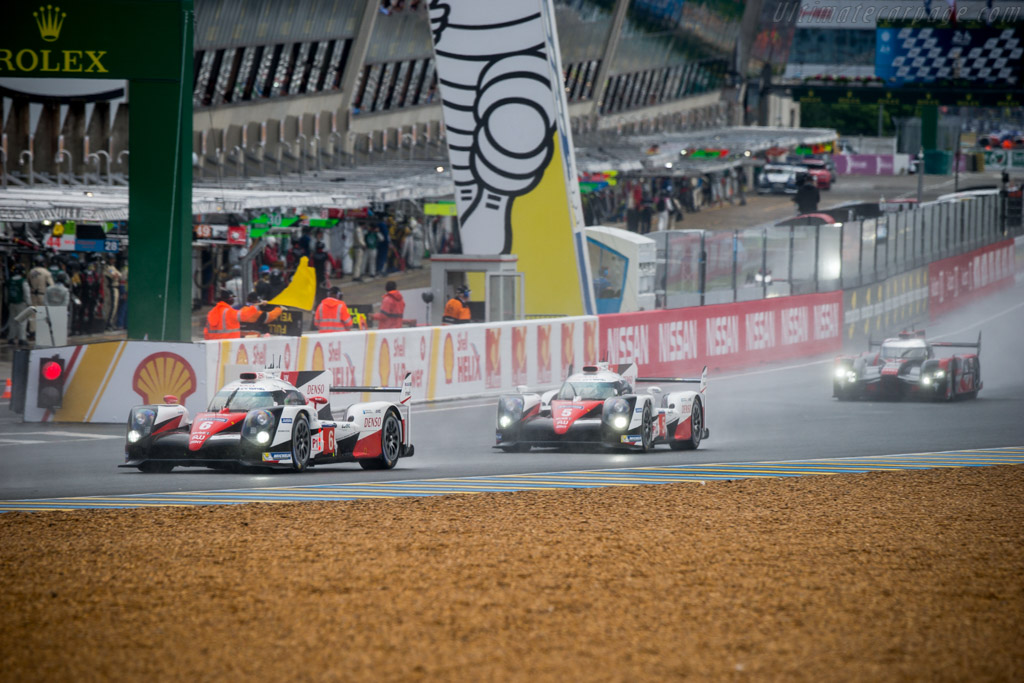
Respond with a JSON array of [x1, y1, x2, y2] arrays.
[[756, 164, 807, 194], [495, 362, 709, 452], [787, 156, 834, 189], [832, 330, 982, 401], [122, 370, 414, 472]]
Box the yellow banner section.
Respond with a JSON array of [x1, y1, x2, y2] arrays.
[[512, 135, 586, 316], [56, 342, 125, 422]]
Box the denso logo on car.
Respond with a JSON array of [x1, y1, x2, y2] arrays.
[[365, 416, 382, 428]]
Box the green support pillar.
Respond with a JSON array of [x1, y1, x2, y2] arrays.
[[919, 103, 949, 175], [0, 0, 194, 342], [920, 104, 938, 151], [127, 76, 193, 341]]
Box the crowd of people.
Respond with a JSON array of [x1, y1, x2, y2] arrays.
[[3, 252, 126, 348], [580, 169, 749, 233]]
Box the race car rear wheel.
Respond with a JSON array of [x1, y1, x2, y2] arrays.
[[640, 403, 654, 452], [360, 409, 402, 470], [670, 399, 703, 451], [291, 415, 311, 472]]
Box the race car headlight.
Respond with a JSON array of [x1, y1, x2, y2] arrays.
[[127, 408, 156, 441], [497, 396, 524, 429], [933, 370, 944, 378], [922, 377, 931, 386], [243, 409, 278, 442], [603, 397, 633, 430], [834, 367, 847, 379]]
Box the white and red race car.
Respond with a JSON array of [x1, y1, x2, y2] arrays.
[[833, 330, 982, 401], [495, 362, 709, 452], [122, 370, 414, 472]]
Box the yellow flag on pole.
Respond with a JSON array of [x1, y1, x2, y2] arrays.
[[269, 256, 317, 311]]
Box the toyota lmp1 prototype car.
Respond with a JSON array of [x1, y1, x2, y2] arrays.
[[122, 370, 414, 473], [495, 362, 709, 452], [832, 329, 982, 401]]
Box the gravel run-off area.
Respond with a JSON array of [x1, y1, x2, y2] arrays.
[[2, 464, 1022, 681]]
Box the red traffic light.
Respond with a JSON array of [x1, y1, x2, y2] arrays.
[[42, 361, 63, 381]]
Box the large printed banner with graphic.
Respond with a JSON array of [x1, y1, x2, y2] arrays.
[[928, 239, 1015, 318], [24, 341, 207, 424], [599, 292, 843, 377], [842, 267, 929, 349], [834, 154, 911, 176], [426, 0, 595, 317]]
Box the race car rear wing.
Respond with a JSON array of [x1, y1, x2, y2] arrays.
[[931, 330, 982, 353], [637, 366, 708, 393], [330, 372, 413, 405]]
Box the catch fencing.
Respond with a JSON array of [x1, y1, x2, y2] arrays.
[[656, 191, 1015, 309]]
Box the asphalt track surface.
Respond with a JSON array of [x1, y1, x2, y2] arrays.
[[1, 277, 1022, 507]]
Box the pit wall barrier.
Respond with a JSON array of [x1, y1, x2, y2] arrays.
[[928, 239, 1016, 318], [599, 291, 843, 377], [21, 241, 1018, 424], [23, 317, 598, 423], [207, 317, 599, 405]]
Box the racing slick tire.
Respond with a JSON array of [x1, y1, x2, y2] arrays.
[[670, 399, 703, 451], [640, 403, 654, 452], [360, 408, 402, 470], [291, 414, 312, 472], [940, 359, 957, 402], [138, 461, 175, 473]]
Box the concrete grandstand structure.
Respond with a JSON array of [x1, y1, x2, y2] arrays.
[[0, 0, 811, 214]]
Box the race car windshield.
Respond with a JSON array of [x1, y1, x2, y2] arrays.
[[881, 345, 928, 360], [208, 389, 288, 411], [556, 381, 619, 400]]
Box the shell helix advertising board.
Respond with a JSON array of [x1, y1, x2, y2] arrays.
[[427, 0, 595, 317], [23, 319, 598, 423], [24, 342, 208, 424]]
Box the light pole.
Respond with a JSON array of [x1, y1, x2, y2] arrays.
[[916, 149, 924, 204], [55, 149, 73, 188], [19, 149, 34, 186]]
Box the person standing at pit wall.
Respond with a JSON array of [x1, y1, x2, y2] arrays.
[[314, 286, 353, 332], [442, 286, 472, 324], [373, 280, 405, 329], [6, 264, 31, 347], [203, 290, 241, 340]]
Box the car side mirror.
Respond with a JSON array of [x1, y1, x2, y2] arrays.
[[163, 394, 178, 404], [309, 396, 328, 406], [515, 385, 528, 394], [648, 387, 662, 396]]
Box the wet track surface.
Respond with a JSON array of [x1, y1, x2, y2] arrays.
[[2, 280, 1022, 509]]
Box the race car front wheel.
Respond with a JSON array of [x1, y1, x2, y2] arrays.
[[640, 404, 654, 452], [291, 415, 311, 471], [360, 409, 402, 470]]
